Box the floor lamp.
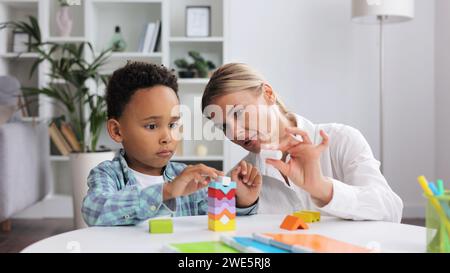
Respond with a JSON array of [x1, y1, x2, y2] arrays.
[[351, 0, 414, 173]]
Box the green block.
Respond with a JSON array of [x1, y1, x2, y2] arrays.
[[168, 241, 240, 253], [149, 218, 173, 234]]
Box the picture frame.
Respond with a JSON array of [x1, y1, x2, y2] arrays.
[[186, 6, 211, 37], [12, 31, 31, 53]]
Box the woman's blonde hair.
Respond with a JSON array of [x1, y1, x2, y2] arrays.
[[201, 63, 289, 115]]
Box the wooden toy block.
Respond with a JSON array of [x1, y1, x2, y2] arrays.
[[207, 197, 235, 208], [280, 215, 309, 231], [260, 149, 283, 160], [208, 203, 236, 215], [218, 176, 231, 186], [293, 211, 314, 223], [149, 218, 173, 234], [299, 210, 320, 222], [296, 218, 309, 230], [280, 215, 301, 231], [208, 209, 236, 221], [208, 181, 236, 192], [208, 218, 236, 231], [208, 188, 236, 200]]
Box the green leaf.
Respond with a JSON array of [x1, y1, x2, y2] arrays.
[[29, 58, 44, 79], [28, 16, 41, 43]]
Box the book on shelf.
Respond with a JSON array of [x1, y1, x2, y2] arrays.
[[139, 21, 161, 53], [60, 122, 81, 152], [48, 122, 72, 156], [50, 140, 63, 157], [16, 95, 29, 118], [18, 86, 37, 117], [151, 20, 161, 53], [137, 24, 147, 52], [141, 22, 155, 53], [20, 92, 38, 117]]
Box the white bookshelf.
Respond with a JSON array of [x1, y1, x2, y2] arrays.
[[21, 116, 43, 123], [0, 52, 40, 58], [46, 36, 87, 43], [0, 0, 38, 11], [106, 52, 164, 58], [1, 0, 231, 194], [178, 78, 210, 85], [50, 155, 70, 162], [169, 37, 224, 43]]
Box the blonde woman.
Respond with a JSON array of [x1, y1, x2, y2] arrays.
[[201, 63, 403, 222]]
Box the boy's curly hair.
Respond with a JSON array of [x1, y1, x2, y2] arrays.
[[106, 61, 178, 119]]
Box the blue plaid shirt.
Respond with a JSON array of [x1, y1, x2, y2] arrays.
[[82, 149, 257, 226]]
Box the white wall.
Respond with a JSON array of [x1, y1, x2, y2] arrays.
[[435, 0, 450, 187], [383, 0, 435, 217], [227, 0, 436, 218]]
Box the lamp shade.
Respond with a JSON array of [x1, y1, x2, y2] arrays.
[[352, 0, 414, 24]]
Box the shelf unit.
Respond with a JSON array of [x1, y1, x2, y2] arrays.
[[46, 36, 87, 43], [169, 36, 224, 43], [0, 0, 41, 117], [1, 0, 231, 194], [178, 78, 210, 85], [50, 155, 70, 162], [0, 52, 40, 58]]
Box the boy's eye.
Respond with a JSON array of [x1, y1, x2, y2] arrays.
[[169, 122, 179, 129], [145, 124, 157, 130]]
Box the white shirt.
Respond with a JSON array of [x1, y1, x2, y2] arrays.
[[237, 114, 403, 223], [130, 169, 165, 189]]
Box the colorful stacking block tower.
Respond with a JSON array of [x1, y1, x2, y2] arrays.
[[208, 176, 236, 231]]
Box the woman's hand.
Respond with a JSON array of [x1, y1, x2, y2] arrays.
[[163, 164, 223, 200], [265, 127, 333, 206], [231, 160, 262, 208]]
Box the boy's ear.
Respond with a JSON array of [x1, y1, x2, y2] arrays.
[[107, 118, 123, 143], [262, 84, 277, 105]]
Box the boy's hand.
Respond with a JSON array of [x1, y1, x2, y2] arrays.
[[231, 161, 262, 208], [163, 164, 223, 200]]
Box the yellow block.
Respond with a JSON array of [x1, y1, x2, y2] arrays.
[[208, 218, 236, 231], [295, 210, 321, 222], [293, 212, 314, 223]]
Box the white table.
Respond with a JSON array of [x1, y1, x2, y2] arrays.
[[21, 215, 426, 253]]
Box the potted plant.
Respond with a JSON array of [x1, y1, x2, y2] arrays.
[[174, 58, 196, 78], [1, 16, 114, 229], [174, 51, 216, 78]]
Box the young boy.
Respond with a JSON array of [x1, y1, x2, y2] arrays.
[[82, 62, 262, 226]]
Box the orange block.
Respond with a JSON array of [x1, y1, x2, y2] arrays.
[[297, 218, 309, 230], [280, 215, 309, 231], [208, 209, 236, 221]]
